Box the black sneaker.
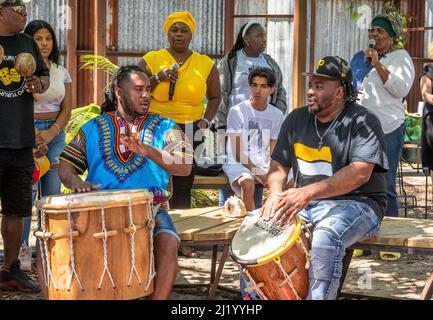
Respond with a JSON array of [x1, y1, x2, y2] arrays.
[[0, 260, 41, 293]]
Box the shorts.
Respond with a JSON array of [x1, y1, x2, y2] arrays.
[[223, 163, 265, 196], [0, 148, 34, 217], [154, 208, 180, 243]]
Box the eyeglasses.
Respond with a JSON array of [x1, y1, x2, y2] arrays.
[[9, 5, 27, 16]]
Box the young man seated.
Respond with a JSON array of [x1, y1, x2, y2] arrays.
[[223, 67, 284, 211]]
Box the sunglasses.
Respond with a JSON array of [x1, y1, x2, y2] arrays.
[[9, 5, 27, 16]]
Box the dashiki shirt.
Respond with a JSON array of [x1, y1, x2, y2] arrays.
[[60, 111, 193, 204]]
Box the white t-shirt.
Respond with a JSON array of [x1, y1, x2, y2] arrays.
[[229, 50, 271, 108], [226, 100, 284, 170], [34, 63, 72, 113], [358, 50, 415, 134]]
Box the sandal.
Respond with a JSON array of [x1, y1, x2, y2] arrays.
[[380, 251, 401, 261], [179, 246, 199, 258]]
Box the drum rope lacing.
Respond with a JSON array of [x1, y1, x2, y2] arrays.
[[274, 257, 302, 300], [299, 224, 313, 270], [66, 203, 84, 291], [98, 201, 116, 289], [38, 207, 58, 289], [242, 267, 268, 300], [145, 203, 158, 291], [127, 196, 142, 286]]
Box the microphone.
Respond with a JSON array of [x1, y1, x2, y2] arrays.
[[366, 39, 376, 63], [169, 63, 180, 101]]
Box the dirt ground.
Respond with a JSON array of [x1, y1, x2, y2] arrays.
[[1, 245, 433, 300]]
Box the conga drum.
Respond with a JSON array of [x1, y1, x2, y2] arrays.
[[35, 190, 155, 300], [230, 213, 311, 300]]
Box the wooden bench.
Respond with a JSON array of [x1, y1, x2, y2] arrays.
[[171, 207, 244, 299], [339, 217, 433, 300], [192, 174, 229, 189]]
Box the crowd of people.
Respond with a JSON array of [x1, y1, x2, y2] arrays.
[[0, 0, 427, 300]]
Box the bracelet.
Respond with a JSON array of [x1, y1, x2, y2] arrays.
[[154, 73, 161, 84], [51, 123, 61, 136], [201, 118, 210, 127]]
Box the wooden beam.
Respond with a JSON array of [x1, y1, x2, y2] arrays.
[[66, 0, 78, 108], [224, 0, 235, 54], [309, 0, 316, 72], [93, 0, 107, 105], [108, 0, 118, 66], [292, 0, 308, 109]]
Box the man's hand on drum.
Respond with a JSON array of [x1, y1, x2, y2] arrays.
[[120, 136, 149, 157], [274, 188, 312, 225], [70, 176, 102, 193], [259, 192, 283, 221], [261, 188, 311, 225]]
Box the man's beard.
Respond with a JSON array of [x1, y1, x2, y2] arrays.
[[121, 92, 145, 118]]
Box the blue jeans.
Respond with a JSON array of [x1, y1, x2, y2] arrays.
[[22, 119, 66, 246], [384, 124, 404, 217], [218, 184, 264, 208], [240, 200, 381, 300]]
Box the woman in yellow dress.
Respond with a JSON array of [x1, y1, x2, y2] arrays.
[[138, 11, 221, 211]]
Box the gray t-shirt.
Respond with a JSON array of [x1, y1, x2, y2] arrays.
[[272, 103, 389, 219]]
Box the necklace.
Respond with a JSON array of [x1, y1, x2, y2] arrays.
[[314, 108, 344, 150]]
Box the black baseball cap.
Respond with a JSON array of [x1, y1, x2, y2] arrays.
[[0, 0, 25, 8], [304, 56, 353, 83]]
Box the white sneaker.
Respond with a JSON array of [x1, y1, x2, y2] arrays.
[[18, 244, 32, 271]]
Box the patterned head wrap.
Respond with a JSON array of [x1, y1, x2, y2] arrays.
[[371, 11, 403, 38], [0, 0, 25, 8]]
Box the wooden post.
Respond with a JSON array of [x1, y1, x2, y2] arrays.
[[66, 0, 78, 109], [94, 0, 107, 106], [292, 0, 308, 109], [108, 0, 119, 66], [224, 0, 235, 54], [309, 0, 316, 72]]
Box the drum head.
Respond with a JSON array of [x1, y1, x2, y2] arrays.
[[36, 189, 153, 212], [231, 211, 301, 265]]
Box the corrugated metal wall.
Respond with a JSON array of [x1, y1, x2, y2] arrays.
[[25, 0, 68, 52], [425, 0, 433, 58], [116, 0, 224, 54], [314, 0, 384, 64]]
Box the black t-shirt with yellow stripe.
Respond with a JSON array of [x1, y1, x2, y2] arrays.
[[272, 103, 388, 220]]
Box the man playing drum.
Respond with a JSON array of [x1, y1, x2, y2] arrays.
[[259, 56, 388, 300], [58, 66, 193, 300]]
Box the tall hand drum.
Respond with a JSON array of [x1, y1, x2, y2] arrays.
[[35, 190, 155, 300], [230, 212, 311, 300]]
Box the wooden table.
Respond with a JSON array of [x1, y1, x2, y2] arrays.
[[170, 207, 244, 299], [339, 217, 433, 300]]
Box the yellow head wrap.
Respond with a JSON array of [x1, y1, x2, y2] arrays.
[[164, 11, 196, 34]]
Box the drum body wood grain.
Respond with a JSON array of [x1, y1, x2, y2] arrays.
[[35, 190, 154, 300]]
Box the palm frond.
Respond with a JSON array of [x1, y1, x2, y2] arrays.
[[79, 55, 119, 75], [65, 104, 101, 144]]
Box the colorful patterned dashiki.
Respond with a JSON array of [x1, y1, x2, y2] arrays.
[[60, 111, 193, 204]]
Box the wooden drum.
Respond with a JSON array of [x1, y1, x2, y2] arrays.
[[230, 212, 311, 300], [35, 190, 155, 300]]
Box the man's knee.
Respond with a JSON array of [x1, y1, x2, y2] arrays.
[[237, 175, 255, 192], [155, 233, 179, 258]]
